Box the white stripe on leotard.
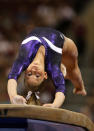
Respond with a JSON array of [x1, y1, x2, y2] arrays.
[[21, 36, 62, 54], [21, 36, 42, 45], [42, 37, 62, 54]]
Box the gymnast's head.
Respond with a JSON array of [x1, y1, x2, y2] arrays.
[[24, 62, 48, 90]]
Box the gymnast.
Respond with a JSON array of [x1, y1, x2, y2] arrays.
[[7, 27, 87, 108]]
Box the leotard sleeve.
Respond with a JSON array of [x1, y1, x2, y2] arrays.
[[8, 44, 30, 80], [47, 64, 66, 94]]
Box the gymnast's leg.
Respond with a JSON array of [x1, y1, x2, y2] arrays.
[[61, 37, 87, 96]]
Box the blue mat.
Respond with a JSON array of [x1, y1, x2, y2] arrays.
[[0, 118, 87, 131]]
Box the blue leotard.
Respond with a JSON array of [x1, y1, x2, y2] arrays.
[[8, 27, 65, 94]]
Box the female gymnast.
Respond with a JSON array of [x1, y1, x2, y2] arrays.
[[7, 27, 87, 108]]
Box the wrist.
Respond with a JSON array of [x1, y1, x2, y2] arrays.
[[52, 102, 60, 108], [9, 93, 17, 100], [52, 92, 65, 108]]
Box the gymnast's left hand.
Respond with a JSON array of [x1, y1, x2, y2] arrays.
[[42, 103, 55, 108]]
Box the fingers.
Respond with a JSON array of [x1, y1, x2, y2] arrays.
[[22, 97, 27, 104], [43, 104, 54, 108], [43, 104, 51, 107], [12, 95, 27, 104]]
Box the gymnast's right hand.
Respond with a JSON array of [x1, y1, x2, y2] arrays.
[[10, 95, 27, 105]]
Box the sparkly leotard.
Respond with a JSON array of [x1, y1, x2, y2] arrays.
[[8, 27, 66, 94]]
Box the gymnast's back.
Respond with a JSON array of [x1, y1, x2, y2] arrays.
[[26, 27, 64, 48]]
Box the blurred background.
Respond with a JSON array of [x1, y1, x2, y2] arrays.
[[0, 0, 94, 121]]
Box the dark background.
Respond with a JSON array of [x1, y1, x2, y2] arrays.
[[0, 0, 94, 122]]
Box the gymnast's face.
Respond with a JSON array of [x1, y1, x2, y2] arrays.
[[25, 62, 47, 87]]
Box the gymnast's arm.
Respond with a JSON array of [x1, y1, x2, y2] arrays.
[[7, 79, 26, 104], [7, 45, 29, 104], [7, 79, 17, 102], [43, 66, 65, 108], [53, 92, 65, 108], [43, 92, 65, 108]]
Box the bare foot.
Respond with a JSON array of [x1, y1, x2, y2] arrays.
[[73, 88, 87, 96]]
